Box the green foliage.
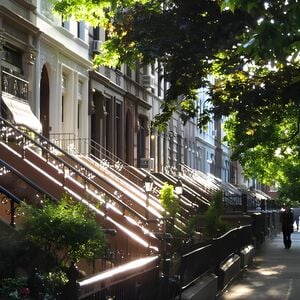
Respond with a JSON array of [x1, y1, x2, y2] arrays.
[[159, 182, 180, 218], [51, 0, 300, 199], [51, 0, 300, 128], [204, 191, 229, 238], [44, 270, 68, 298], [0, 272, 68, 300], [0, 277, 27, 300], [185, 213, 202, 236], [19, 193, 107, 266], [277, 162, 300, 205], [0, 232, 22, 278], [0, 230, 46, 278]]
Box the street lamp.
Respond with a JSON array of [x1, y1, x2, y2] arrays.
[[144, 175, 153, 219]]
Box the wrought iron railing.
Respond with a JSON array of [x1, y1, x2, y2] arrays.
[[49, 132, 144, 186], [78, 256, 160, 300], [0, 185, 22, 227], [0, 159, 58, 203], [1, 68, 28, 100], [0, 117, 156, 259], [179, 225, 253, 296], [0, 118, 146, 222], [0, 159, 59, 228], [180, 163, 219, 194]]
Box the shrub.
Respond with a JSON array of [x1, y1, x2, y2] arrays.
[[0, 277, 27, 300], [159, 182, 180, 219], [204, 190, 230, 238], [18, 193, 107, 267]]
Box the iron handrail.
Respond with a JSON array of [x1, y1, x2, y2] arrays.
[[49, 132, 143, 186], [0, 159, 58, 202], [0, 185, 22, 204], [78, 256, 160, 299], [0, 117, 147, 223], [180, 163, 218, 193]]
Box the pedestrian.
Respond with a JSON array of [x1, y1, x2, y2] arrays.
[[280, 205, 294, 249]]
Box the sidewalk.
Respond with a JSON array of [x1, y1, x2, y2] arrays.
[[218, 231, 300, 300]]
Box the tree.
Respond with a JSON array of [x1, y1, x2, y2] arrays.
[[159, 182, 180, 219], [52, 0, 299, 126], [51, 0, 300, 200], [19, 193, 107, 267]]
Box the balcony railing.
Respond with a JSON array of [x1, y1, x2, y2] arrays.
[[1, 68, 28, 100]]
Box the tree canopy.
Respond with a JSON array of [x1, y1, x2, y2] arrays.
[[52, 0, 300, 201]]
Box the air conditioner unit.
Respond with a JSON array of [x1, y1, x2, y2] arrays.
[[140, 158, 154, 170], [142, 75, 155, 89], [92, 40, 103, 53]]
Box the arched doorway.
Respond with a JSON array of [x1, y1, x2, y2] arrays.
[[40, 65, 50, 138]]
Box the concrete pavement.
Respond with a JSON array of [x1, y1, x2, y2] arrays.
[[218, 231, 300, 300]]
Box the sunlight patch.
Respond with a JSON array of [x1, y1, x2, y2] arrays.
[[224, 285, 254, 298], [255, 265, 285, 276]]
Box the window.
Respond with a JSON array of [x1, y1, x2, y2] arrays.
[[77, 101, 81, 129], [61, 75, 67, 123], [77, 21, 85, 40], [61, 95, 64, 123], [93, 27, 100, 40], [126, 65, 132, 78], [78, 81, 83, 99], [77, 81, 83, 130], [2, 46, 22, 71], [151, 63, 155, 75], [61, 17, 70, 30], [135, 66, 140, 84], [116, 102, 122, 157], [158, 62, 163, 98]]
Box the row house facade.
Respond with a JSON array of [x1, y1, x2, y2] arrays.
[[0, 0, 234, 186]]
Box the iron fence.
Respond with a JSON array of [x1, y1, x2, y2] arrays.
[[78, 257, 160, 300], [178, 225, 253, 296]]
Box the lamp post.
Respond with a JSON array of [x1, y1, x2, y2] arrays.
[[143, 175, 153, 220]]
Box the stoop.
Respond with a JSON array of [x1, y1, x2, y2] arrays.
[[218, 254, 241, 289], [240, 245, 255, 268], [180, 273, 218, 300]]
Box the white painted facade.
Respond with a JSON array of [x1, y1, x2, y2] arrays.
[[35, 0, 90, 154]]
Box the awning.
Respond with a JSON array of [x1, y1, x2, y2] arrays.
[[1, 94, 42, 133]]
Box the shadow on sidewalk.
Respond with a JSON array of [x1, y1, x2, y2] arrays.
[[218, 232, 300, 300]]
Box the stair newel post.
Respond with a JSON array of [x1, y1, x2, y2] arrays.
[[4, 127, 8, 143], [9, 199, 16, 227], [62, 165, 67, 187], [22, 136, 26, 159], [45, 148, 49, 162], [104, 197, 107, 218], [82, 167, 88, 191], [84, 177, 88, 192], [63, 261, 80, 300]]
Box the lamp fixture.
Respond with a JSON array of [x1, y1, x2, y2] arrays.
[[174, 178, 183, 196], [143, 175, 153, 193]]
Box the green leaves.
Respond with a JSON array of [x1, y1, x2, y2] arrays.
[[220, 0, 237, 13], [19, 194, 107, 266], [52, 0, 300, 199], [159, 182, 180, 219]]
